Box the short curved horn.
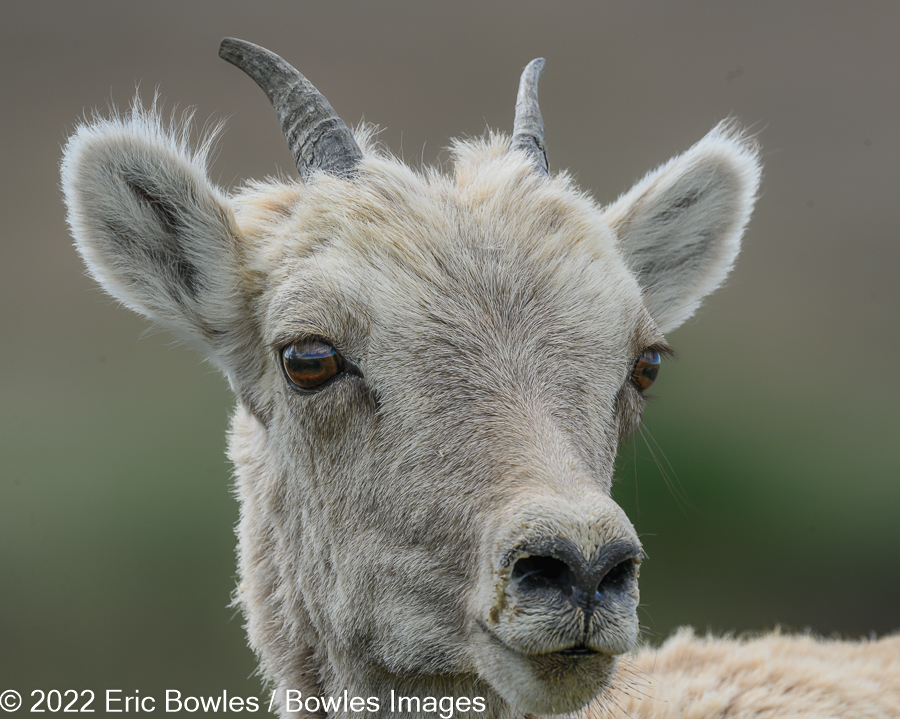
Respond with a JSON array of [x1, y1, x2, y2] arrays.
[[511, 58, 548, 176], [219, 37, 363, 180]]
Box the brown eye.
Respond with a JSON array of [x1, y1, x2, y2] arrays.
[[631, 348, 660, 392], [281, 339, 345, 390]]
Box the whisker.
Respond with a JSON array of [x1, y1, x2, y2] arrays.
[[637, 422, 697, 521]]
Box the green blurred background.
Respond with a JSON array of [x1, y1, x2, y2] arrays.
[[2, 1, 898, 712]]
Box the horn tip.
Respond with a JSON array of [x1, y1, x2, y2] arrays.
[[219, 37, 237, 57], [219, 37, 252, 64], [527, 58, 546, 76]]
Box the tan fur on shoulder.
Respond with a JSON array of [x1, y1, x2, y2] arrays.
[[594, 630, 900, 719]]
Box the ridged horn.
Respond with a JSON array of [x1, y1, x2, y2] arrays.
[[510, 58, 548, 176], [219, 37, 363, 180]]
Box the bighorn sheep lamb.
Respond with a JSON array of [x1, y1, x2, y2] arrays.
[[61, 38, 898, 719]]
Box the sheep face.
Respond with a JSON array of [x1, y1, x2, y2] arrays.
[[225, 146, 652, 713]]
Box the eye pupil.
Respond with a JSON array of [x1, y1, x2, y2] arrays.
[[282, 340, 344, 390], [631, 348, 661, 392]]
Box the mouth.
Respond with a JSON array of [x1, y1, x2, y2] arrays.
[[479, 621, 603, 659], [557, 644, 598, 656], [474, 623, 617, 714]]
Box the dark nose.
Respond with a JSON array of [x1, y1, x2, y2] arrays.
[[511, 538, 640, 610]]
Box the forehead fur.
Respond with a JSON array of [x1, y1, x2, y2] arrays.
[[233, 131, 654, 351], [237, 132, 617, 262]]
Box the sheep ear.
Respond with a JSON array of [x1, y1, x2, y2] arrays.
[[605, 124, 761, 333], [61, 107, 241, 354], [61, 106, 272, 417]]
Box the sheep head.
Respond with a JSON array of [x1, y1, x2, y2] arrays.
[[61, 39, 760, 717]]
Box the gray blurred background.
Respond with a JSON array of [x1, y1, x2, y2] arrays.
[[2, 0, 898, 709]]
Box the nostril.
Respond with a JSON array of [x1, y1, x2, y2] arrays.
[[595, 558, 636, 600], [508, 539, 640, 609], [512, 555, 576, 597]]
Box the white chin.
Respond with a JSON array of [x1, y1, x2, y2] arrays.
[[476, 640, 618, 715]]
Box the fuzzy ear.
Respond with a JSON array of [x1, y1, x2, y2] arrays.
[[604, 123, 761, 333], [62, 105, 243, 355], [61, 105, 267, 413]]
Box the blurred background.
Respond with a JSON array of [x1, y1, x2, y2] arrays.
[[2, 0, 898, 711]]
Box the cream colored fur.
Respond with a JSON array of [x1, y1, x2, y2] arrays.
[[595, 630, 900, 719], [59, 91, 891, 719]]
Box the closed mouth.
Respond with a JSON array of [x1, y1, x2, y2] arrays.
[[557, 644, 597, 656], [479, 622, 602, 659]]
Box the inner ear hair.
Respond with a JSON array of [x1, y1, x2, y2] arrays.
[[605, 123, 761, 333], [62, 100, 237, 335]]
